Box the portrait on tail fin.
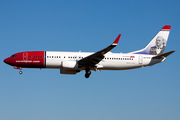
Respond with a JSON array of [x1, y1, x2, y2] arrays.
[[149, 36, 166, 55], [129, 25, 170, 55]]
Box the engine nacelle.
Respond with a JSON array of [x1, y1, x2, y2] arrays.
[[60, 69, 78, 74], [61, 61, 78, 69]]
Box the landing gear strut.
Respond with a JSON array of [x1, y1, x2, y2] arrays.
[[13, 66, 23, 74], [85, 67, 91, 78]]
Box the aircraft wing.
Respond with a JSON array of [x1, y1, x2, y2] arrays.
[[78, 34, 121, 67]]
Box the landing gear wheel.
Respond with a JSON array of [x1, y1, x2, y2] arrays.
[[19, 71, 23, 74], [85, 74, 89, 78], [85, 70, 91, 78]]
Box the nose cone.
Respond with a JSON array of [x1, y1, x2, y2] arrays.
[[4, 57, 11, 65]]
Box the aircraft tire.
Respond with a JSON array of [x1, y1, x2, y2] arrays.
[[85, 73, 90, 78], [85, 71, 91, 78], [19, 71, 23, 74]]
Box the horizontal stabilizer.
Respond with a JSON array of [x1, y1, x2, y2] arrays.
[[153, 51, 175, 59]]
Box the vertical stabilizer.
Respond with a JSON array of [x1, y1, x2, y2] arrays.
[[130, 25, 171, 55]]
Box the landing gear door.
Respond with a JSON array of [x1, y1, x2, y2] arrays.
[[139, 56, 143, 64]]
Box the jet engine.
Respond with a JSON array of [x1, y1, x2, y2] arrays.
[[61, 61, 78, 69]]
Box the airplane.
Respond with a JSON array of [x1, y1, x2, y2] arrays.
[[4, 25, 175, 78]]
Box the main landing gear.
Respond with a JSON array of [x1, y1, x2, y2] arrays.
[[85, 67, 91, 78]]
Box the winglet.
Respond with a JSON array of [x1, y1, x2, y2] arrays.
[[112, 34, 121, 45]]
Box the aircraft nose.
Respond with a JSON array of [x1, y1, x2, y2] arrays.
[[4, 57, 11, 65]]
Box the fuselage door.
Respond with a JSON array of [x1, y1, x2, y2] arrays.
[[139, 56, 143, 64], [23, 52, 28, 62]]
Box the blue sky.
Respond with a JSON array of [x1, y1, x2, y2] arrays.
[[0, 0, 180, 120]]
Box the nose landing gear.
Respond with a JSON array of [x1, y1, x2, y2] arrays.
[[19, 70, 23, 74], [13, 66, 22, 74]]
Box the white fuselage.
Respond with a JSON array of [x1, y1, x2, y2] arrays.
[[45, 51, 164, 70]]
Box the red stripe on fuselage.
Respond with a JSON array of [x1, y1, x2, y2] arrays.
[[5, 51, 45, 68]]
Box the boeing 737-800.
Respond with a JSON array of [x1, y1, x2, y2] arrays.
[[4, 25, 175, 78]]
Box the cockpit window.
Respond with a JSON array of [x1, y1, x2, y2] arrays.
[[11, 55, 17, 57]]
